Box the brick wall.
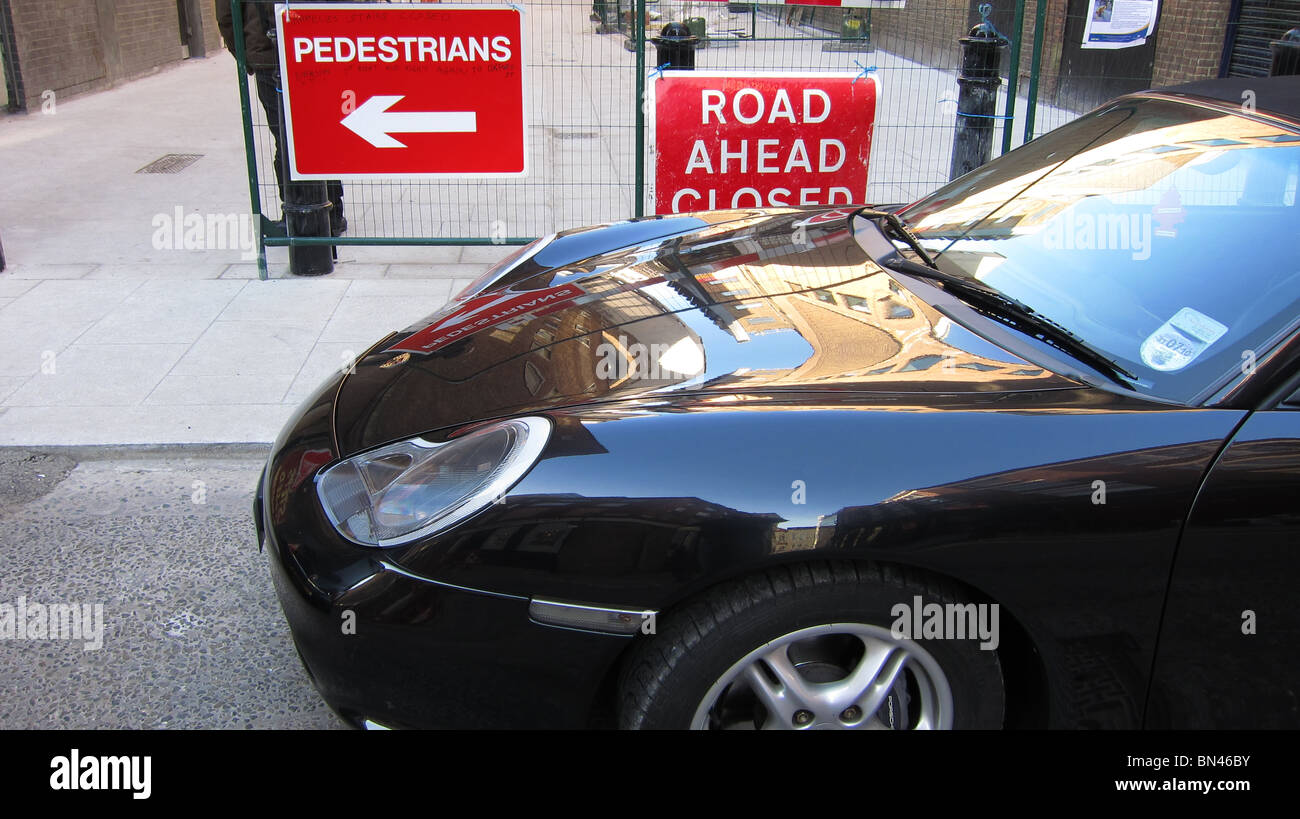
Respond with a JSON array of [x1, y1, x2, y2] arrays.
[[1021, 0, 1071, 103], [111, 0, 183, 78], [1151, 0, 1233, 87], [1026, 0, 1230, 110], [197, 0, 223, 56], [760, 1, 971, 69], [1040, 0, 1069, 96], [9, 0, 107, 102], [868, 0, 971, 70], [840, 0, 1229, 90], [6, 0, 192, 111], [774, 0, 1231, 109]]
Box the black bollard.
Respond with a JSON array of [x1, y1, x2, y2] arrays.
[[261, 16, 334, 277], [1270, 29, 1300, 76], [0, 229, 6, 272], [949, 20, 1006, 181], [285, 180, 334, 276], [593, 0, 616, 34], [653, 22, 700, 70]]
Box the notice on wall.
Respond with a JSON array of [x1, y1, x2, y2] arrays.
[[1082, 0, 1160, 50]]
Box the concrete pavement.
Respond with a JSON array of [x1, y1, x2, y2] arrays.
[[0, 446, 343, 728], [0, 54, 509, 446]]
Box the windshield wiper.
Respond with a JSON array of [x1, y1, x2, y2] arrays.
[[851, 210, 1139, 389], [854, 208, 940, 270]]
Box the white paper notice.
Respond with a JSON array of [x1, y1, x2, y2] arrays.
[[1140, 308, 1228, 372], [1082, 0, 1160, 50]]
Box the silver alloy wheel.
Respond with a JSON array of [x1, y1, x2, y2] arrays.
[[690, 623, 955, 730]]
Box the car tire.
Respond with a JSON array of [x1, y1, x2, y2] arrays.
[[618, 562, 1005, 729]]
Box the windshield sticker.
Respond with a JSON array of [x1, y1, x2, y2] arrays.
[[1140, 308, 1228, 372]]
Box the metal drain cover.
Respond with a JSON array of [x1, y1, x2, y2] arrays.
[[136, 153, 204, 174]]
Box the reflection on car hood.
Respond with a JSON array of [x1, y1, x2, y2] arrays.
[[334, 207, 1080, 454]]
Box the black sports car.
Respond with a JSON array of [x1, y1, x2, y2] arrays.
[[257, 76, 1300, 729]]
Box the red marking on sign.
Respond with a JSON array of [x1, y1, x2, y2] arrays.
[[652, 72, 877, 214], [275, 3, 527, 179], [296, 449, 333, 485], [797, 207, 860, 226], [388, 283, 586, 355]]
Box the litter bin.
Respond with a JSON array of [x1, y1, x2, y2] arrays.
[[653, 22, 700, 70]]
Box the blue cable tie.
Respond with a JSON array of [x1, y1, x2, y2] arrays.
[[977, 3, 1010, 43], [939, 97, 1013, 120]]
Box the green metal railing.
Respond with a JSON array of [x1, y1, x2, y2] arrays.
[[231, 0, 268, 278], [1022, 0, 1047, 146], [231, 0, 1080, 280]]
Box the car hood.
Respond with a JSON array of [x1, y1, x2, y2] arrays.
[[333, 208, 1080, 454]]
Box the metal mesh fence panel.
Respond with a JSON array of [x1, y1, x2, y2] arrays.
[[243, 0, 641, 241], [644, 1, 973, 206], [233, 0, 1248, 246]]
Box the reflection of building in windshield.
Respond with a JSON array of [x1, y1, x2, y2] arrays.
[[911, 109, 1298, 239], [654, 231, 1047, 389]]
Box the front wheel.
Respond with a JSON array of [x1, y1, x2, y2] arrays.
[[618, 563, 1005, 729]]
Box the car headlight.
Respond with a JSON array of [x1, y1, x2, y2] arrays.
[[316, 416, 552, 548]]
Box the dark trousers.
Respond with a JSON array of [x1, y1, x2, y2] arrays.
[[254, 70, 343, 223]]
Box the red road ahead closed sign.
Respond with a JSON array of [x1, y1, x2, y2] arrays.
[[274, 3, 527, 179], [651, 71, 877, 214]]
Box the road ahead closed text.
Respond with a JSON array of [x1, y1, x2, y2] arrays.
[[653, 72, 877, 213]]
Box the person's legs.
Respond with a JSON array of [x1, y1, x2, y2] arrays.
[[257, 70, 343, 236], [327, 180, 346, 235], [254, 70, 287, 206]]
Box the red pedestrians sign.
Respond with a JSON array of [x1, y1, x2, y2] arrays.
[[387, 283, 586, 356], [274, 3, 528, 179], [651, 71, 878, 214]]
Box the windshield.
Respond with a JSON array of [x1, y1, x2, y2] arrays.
[[898, 96, 1300, 404]]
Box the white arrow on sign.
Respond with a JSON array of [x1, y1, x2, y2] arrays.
[[341, 95, 478, 148]]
